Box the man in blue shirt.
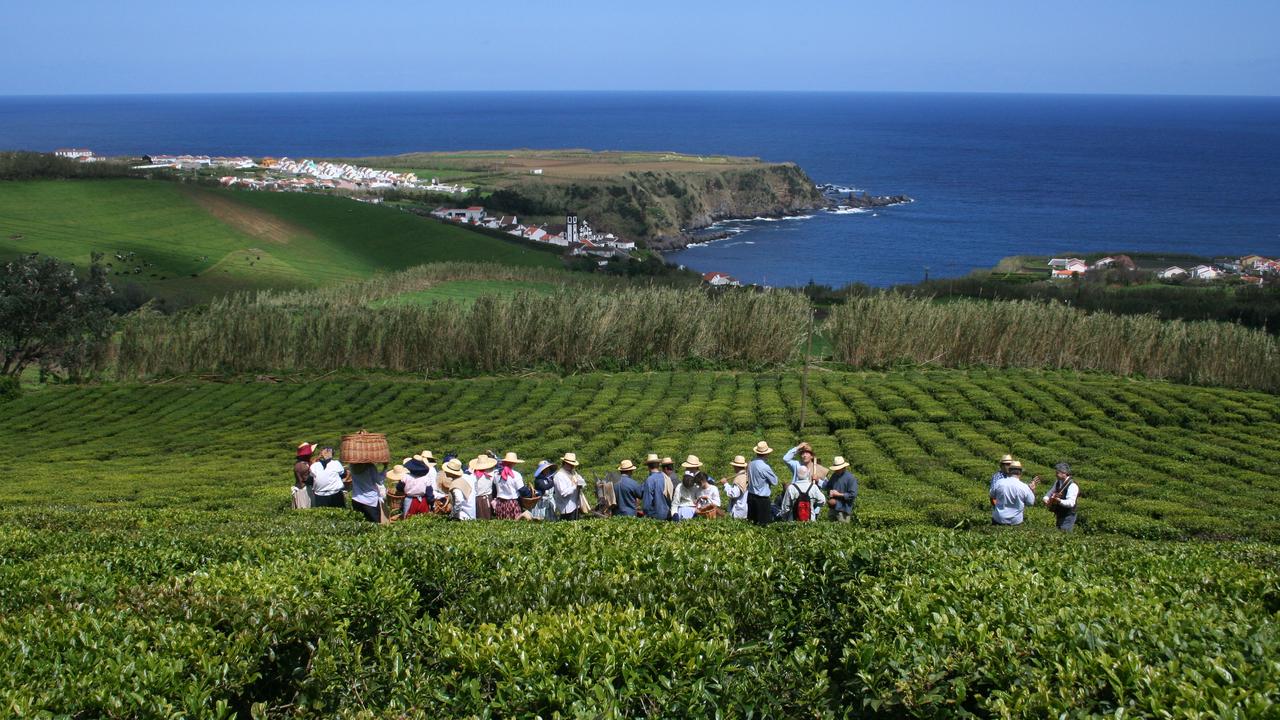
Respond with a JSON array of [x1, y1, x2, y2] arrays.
[[825, 455, 858, 522], [747, 441, 779, 526], [990, 460, 1038, 525], [641, 454, 671, 520], [613, 459, 643, 517]]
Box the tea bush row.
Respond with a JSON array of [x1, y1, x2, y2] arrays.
[[3, 368, 1279, 542], [0, 517, 1277, 717]]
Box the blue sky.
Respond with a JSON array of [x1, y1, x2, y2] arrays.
[[3, 0, 1278, 95]]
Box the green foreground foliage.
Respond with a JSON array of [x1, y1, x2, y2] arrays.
[[1, 519, 1276, 718], [2, 368, 1279, 716]]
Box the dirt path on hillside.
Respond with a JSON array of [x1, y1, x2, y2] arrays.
[[181, 186, 312, 244]]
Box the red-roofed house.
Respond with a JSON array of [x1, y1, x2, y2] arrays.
[[702, 271, 741, 287]]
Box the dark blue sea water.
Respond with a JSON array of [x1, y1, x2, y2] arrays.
[[2, 92, 1278, 286]]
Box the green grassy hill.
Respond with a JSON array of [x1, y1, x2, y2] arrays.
[[0, 179, 560, 304]]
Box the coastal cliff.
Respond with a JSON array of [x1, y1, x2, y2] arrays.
[[489, 163, 827, 248]]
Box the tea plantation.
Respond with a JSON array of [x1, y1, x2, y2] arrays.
[[2, 368, 1279, 717]]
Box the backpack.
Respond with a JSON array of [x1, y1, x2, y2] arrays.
[[792, 480, 814, 522]]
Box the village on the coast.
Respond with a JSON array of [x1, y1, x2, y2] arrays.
[[1048, 254, 1278, 286]]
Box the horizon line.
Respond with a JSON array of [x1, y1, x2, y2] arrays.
[[2, 89, 1278, 100]]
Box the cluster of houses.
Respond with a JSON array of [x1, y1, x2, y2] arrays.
[[430, 207, 637, 259], [136, 154, 256, 170], [1048, 254, 1275, 285], [54, 148, 100, 162]]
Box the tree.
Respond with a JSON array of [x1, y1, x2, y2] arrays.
[[0, 253, 114, 379]]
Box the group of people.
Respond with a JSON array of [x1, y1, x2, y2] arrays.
[[289, 440, 860, 525], [988, 454, 1080, 531], [291, 440, 1077, 530]]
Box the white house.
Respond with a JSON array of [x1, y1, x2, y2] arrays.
[[1047, 257, 1085, 269], [1189, 264, 1221, 280], [702, 271, 741, 287], [1051, 259, 1088, 278], [1158, 266, 1188, 280], [54, 148, 94, 160]]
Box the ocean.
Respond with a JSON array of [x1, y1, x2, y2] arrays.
[[2, 91, 1278, 286]]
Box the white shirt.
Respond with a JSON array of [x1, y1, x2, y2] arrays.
[[1043, 478, 1079, 509], [672, 481, 699, 510], [473, 470, 494, 498], [403, 466, 436, 497], [778, 479, 825, 520], [553, 467, 584, 514], [697, 484, 721, 508], [495, 468, 523, 500], [723, 477, 748, 519], [348, 464, 384, 507], [450, 479, 476, 521], [310, 459, 346, 496]]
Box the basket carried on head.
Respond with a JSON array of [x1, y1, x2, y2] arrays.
[[340, 429, 390, 464]]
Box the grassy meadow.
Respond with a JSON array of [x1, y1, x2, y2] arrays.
[[0, 179, 560, 303], [2, 369, 1279, 716]]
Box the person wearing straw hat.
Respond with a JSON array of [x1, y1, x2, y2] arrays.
[[310, 446, 349, 509], [671, 455, 704, 521], [469, 454, 498, 520], [553, 452, 587, 521], [746, 441, 779, 525], [493, 451, 525, 520], [783, 442, 829, 520], [660, 457, 677, 500], [990, 454, 1015, 491], [397, 456, 436, 519], [1041, 462, 1079, 532], [292, 442, 317, 509], [641, 454, 672, 521], [614, 459, 643, 517], [990, 460, 1038, 526], [722, 456, 749, 520], [441, 459, 475, 521], [825, 456, 858, 522]]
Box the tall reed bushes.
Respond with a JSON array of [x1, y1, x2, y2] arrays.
[[116, 286, 810, 377], [826, 294, 1280, 392]]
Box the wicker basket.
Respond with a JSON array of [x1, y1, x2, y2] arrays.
[[340, 429, 390, 464]]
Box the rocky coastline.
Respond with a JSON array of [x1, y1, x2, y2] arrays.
[[649, 190, 913, 252]]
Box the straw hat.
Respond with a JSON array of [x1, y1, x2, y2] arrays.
[[470, 455, 498, 472], [753, 441, 773, 455], [442, 458, 464, 478], [296, 442, 316, 458], [829, 456, 850, 471], [561, 452, 581, 467], [385, 464, 410, 482], [660, 456, 674, 466], [416, 450, 436, 465], [1009, 460, 1024, 470], [644, 453, 661, 466], [1000, 454, 1015, 464], [681, 454, 703, 469], [501, 451, 524, 464], [730, 455, 748, 468], [617, 459, 637, 472]]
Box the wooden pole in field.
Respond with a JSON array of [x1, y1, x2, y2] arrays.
[[798, 309, 815, 433]]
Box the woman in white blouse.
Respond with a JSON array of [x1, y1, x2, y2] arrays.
[[442, 459, 475, 521], [493, 451, 524, 520]]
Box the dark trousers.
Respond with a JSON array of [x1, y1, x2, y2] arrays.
[[747, 494, 773, 526], [1055, 511, 1077, 532], [559, 509, 581, 521], [313, 491, 345, 509], [351, 498, 381, 523]]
